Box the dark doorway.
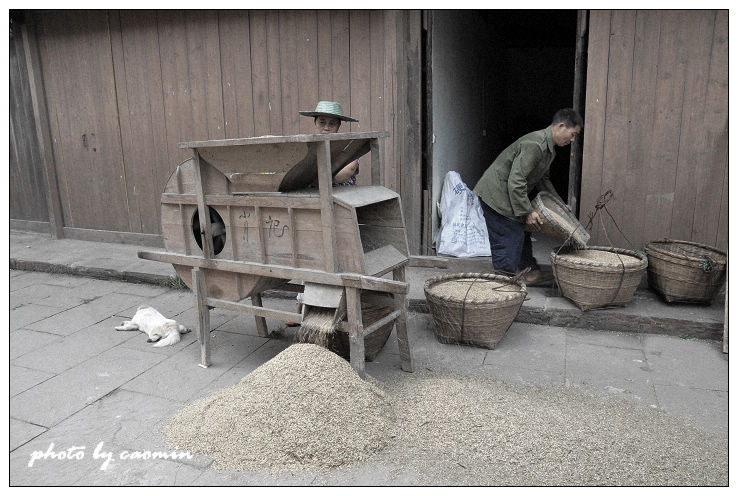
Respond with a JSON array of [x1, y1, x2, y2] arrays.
[[482, 10, 578, 199], [427, 10, 579, 252]]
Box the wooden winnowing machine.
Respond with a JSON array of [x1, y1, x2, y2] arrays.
[[138, 132, 412, 377]]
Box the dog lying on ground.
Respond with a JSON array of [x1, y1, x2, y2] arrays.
[[115, 305, 191, 347]]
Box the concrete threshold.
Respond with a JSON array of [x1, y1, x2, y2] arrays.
[[9, 231, 726, 342]]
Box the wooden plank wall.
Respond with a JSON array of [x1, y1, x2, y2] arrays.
[[9, 22, 49, 226], [580, 10, 729, 251], [22, 10, 423, 252]]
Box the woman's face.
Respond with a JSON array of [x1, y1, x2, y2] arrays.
[[315, 116, 341, 134]]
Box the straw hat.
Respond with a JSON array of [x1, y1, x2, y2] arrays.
[[299, 101, 358, 122]]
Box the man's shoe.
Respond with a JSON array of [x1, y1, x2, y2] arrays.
[[523, 269, 555, 287]]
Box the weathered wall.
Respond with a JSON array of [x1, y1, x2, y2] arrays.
[[581, 10, 728, 251], [9, 22, 49, 228], [12, 10, 424, 251]]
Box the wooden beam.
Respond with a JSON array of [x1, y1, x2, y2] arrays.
[[408, 255, 449, 269], [206, 296, 302, 323], [192, 267, 211, 368], [316, 139, 337, 273], [393, 265, 413, 372], [178, 131, 390, 149], [161, 192, 322, 209], [361, 309, 401, 338], [191, 150, 214, 258], [21, 19, 64, 239], [399, 10, 423, 255], [370, 137, 384, 186], [345, 286, 365, 378], [569, 9, 589, 218], [137, 250, 410, 294], [249, 292, 271, 337]]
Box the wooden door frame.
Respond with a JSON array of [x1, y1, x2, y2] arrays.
[[568, 9, 589, 218], [420, 10, 434, 256]]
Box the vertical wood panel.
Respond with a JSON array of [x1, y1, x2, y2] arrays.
[[350, 10, 372, 141], [692, 10, 728, 247], [296, 10, 319, 135], [642, 10, 687, 241], [9, 23, 49, 222], [158, 10, 225, 165], [581, 10, 728, 251], [599, 11, 635, 247], [383, 10, 399, 193], [579, 11, 610, 234], [670, 10, 714, 241], [37, 10, 129, 231], [111, 10, 171, 234], [249, 11, 270, 136], [316, 10, 333, 100], [265, 11, 284, 135], [626, 10, 661, 249], [369, 10, 386, 184], [399, 10, 423, 253], [350, 10, 372, 184], [279, 12, 300, 135], [219, 10, 255, 139], [330, 11, 351, 126]]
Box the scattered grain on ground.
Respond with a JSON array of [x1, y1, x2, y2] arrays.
[[164, 350, 727, 485], [369, 371, 728, 486]]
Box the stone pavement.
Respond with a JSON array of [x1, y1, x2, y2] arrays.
[[8, 231, 730, 485]]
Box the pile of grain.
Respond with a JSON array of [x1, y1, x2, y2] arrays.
[[426, 278, 523, 301], [372, 371, 728, 486], [558, 249, 642, 266], [164, 343, 393, 472]]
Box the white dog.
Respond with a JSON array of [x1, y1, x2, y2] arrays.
[[115, 305, 190, 347]]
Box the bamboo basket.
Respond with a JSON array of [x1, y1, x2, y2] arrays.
[[424, 273, 527, 349], [326, 292, 396, 361], [524, 191, 590, 248], [550, 246, 647, 311], [645, 239, 727, 304]]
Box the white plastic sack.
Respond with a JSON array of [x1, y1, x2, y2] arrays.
[[434, 171, 491, 257]]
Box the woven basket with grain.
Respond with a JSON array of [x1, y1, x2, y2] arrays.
[[645, 239, 727, 304], [550, 246, 647, 311], [311, 292, 396, 361], [424, 273, 527, 349], [524, 191, 590, 248]]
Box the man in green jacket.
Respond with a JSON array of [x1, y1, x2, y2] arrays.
[[473, 108, 583, 285]]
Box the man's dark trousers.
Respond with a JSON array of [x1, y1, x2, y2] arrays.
[[479, 200, 537, 276]]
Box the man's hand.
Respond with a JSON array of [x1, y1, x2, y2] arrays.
[[526, 211, 544, 232]]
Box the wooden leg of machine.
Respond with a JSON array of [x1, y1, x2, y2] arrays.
[[345, 286, 366, 378], [250, 292, 270, 338], [192, 267, 211, 368], [393, 266, 413, 372]]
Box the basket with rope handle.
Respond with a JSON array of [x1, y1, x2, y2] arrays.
[[423, 273, 527, 349], [645, 239, 727, 304], [524, 191, 590, 248], [550, 246, 647, 311]]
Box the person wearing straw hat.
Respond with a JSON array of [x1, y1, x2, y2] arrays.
[[299, 101, 361, 186], [284, 101, 362, 326], [473, 108, 583, 286]]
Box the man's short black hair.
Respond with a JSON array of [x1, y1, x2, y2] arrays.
[[552, 108, 584, 129]]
